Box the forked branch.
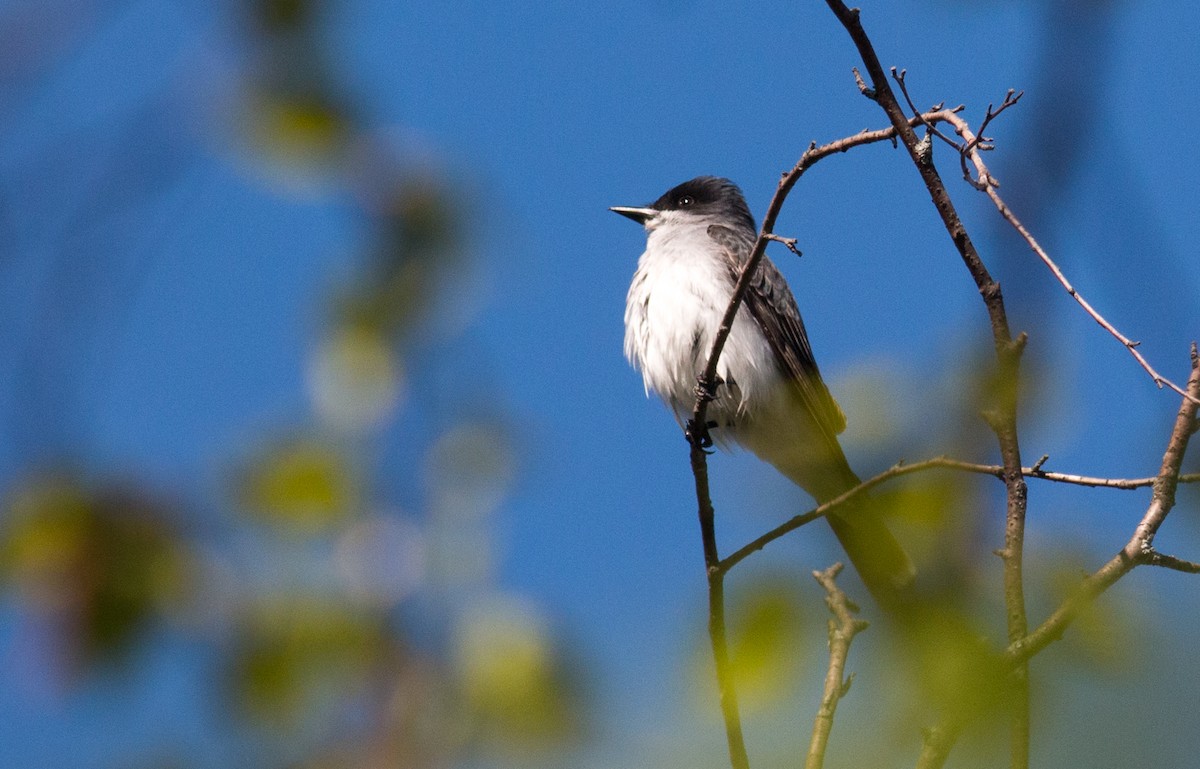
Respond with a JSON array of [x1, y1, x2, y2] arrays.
[[1006, 345, 1200, 664]]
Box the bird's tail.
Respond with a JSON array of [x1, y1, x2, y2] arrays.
[[764, 445, 915, 607], [735, 410, 915, 607], [822, 494, 915, 610]]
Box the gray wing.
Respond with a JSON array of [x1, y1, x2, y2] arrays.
[[708, 223, 848, 440]]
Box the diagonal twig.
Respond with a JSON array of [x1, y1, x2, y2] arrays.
[[928, 105, 1200, 406]]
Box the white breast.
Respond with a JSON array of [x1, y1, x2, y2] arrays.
[[623, 221, 784, 430]]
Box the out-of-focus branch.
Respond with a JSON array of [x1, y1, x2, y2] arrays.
[[805, 564, 869, 769], [1007, 346, 1200, 664], [916, 720, 965, 769]]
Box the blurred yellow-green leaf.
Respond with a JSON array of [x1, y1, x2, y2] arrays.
[[1047, 560, 1135, 671], [898, 605, 1012, 719], [334, 180, 462, 338], [453, 596, 579, 750], [1, 474, 191, 668], [237, 437, 359, 534], [243, 88, 349, 169], [723, 576, 810, 712], [229, 594, 393, 723]]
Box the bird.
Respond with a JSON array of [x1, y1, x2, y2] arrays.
[[612, 176, 914, 605]]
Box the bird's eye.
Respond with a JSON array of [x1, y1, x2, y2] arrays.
[[678, 195, 694, 207]]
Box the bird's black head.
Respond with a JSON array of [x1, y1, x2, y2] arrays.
[[610, 176, 756, 232], [651, 176, 756, 233]]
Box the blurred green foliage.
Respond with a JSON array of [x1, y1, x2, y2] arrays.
[[230, 594, 392, 721], [1, 473, 191, 668], [724, 575, 810, 712], [0, 2, 580, 767], [238, 436, 359, 534], [454, 597, 581, 751]]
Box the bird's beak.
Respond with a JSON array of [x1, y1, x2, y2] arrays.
[[609, 206, 657, 224]]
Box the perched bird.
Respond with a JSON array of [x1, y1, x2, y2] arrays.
[[613, 176, 914, 604]]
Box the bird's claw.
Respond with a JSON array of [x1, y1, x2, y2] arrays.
[[693, 376, 723, 405], [685, 418, 718, 451]]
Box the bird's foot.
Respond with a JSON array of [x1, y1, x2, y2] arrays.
[[692, 376, 723, 405], [685, 418, 718, 451]]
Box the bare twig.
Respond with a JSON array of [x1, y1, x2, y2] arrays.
[[806, 564, 870, 769], [1006, 345, 1200, 664], [718, 455, 1199, 574], [968, 89, 1024, 156], [688, 440, 749, 769], [926, 105, 1200, 406], [851, 66, 875, 99], [891, 67, 963, 153], [1145, 551, 1200, 574], [765, 232, 803, 257]]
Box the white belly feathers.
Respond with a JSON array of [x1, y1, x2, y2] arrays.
[[623, 222, 783, 429]]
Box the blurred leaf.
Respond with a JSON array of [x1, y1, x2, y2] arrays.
[[253, 0, 315, 32], [0, 474, 191, 669], [237, 436, 359, 534], [336, 179, 462, 337], [336, 258, 440, 340], [896, 605, 1013, 719], [422, 421, 515, 585], [383, 182, 456, 257], [723, 576, 809, 712], [876, 474, 978, 582], [453, 596, 579, 750], [243, 88, 349, 169], [229, 594, 392, 723], [308, 325, 404, 432], [877, 477, 959, 530], [1047, 562, 1134, 671], [333, 513, 426, 608], [425, 421, 516, 524]]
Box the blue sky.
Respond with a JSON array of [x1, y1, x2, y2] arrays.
[[2, 1, 1199, 766]]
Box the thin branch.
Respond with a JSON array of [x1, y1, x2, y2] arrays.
[[689, 437, 749, 769], [707, 569, 748, 769], [927, 105, 1200, 406], [718, 455, 1200, 574], [969, 89, 1024, 156], [822, 5, 1032, 767], [765, 232, 802, 257], [891, 67, 963, 153], [1006, 345, 1200, 665], [1145, 551, 1200, 574], [806, 564, 869, 769], [917, 456, 1200, 490]]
